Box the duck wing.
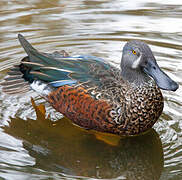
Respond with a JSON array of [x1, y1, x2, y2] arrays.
[[2, 34, 120, 94]]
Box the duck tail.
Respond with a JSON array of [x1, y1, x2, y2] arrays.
[[1, 60, 31, 94], [1, 58, 54, 96], [1, 34, 54, 95]]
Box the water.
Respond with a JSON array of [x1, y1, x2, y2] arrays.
[[0, 0, 182, 179]]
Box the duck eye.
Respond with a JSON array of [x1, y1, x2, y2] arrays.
[[132, 50, 136, 55]]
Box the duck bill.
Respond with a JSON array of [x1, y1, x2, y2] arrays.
[[143, 60, 179, 91]]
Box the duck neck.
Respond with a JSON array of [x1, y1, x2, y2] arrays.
[[121, 68, 151, 87]]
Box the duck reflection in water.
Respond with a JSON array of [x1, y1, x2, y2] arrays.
[[3, 104, 164, 180]]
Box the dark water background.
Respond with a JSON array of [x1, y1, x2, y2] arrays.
[[0, 0, 182, 179]]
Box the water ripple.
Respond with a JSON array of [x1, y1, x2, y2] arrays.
[[0, 0, 182, 179]]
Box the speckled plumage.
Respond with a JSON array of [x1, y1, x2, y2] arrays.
[[1, 34, 178, 136], [47, 76, 163, 135]]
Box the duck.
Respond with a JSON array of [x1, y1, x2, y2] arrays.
[[1, 34, 179, 136]]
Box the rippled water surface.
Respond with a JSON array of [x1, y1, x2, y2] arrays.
[[0, 0, 182, 179]]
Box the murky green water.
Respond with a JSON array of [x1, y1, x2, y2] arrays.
[[0, 0, 182, 179]]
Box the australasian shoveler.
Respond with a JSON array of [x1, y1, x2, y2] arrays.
[[1, 34, 179, 136]]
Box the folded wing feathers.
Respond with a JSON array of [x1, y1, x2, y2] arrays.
[[1, 35, 111, 94], [19, 51, 95, 83], [29, 71, 55, 82], [2, 34, 111, 92], [48, 80, 77, 87], [40, 66, 74, 73], [21, 61, 44, 68]]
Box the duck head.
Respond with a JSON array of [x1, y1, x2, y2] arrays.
[[120, 40, 179, 91]]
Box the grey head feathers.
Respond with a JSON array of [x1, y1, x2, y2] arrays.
[[120, 40, 153, 86], [120, 40, 178, 91]]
